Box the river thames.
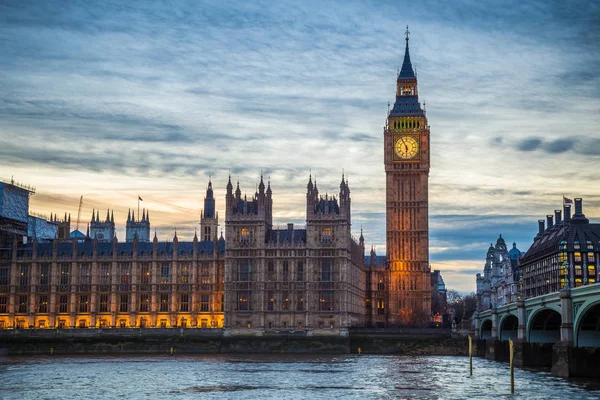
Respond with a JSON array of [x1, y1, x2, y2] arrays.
[[1, 355, 599, 399]]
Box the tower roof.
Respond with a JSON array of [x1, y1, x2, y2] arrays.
[[398, 26, 415, 80]]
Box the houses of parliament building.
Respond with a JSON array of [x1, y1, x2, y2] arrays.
[[0, 32, 433, 331]]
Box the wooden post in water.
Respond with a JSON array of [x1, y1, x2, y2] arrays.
[[509, 339, 514, 393], [468, 335, 472, 376]]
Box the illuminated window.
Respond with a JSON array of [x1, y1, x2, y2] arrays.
[[160, 293, 169, 312], [120, 263, 131, 284], [141, 263, 151, 284], [587, 241, 594, 250], [139, 294, 150, 312], [201, 265, 210, 284], [39, 265, 50, 286], [241, 227, 250, 243], [237, 291, 251, 311], [100, 263, 111, 285], [19, 265, 29, 287], [79, 263, 91, 285], [319, 290, 334, 311], [297, 293, 304, 311], [267, 291, 274, 311], [322, 227, 332, 243], [38, 295, 48, 313], [79, 295, 89, 313], [588, 253, 595, 263], [575, 265, 582, 276], [60, 263, 70, 285], [588, 265, 596, 279], [377, 280, 385, 291], [575, 278, 582, 287], [282, 292, 289, 311], [180, 264, 190, 284], [17, 295, 26, 313], [574, 252, 582, 262], [377, 300, 385, 315], [560, 278, 567, 288], [99, 294, 109, 313], [559, 241, 567, 251], [574, 241, 580, 250]]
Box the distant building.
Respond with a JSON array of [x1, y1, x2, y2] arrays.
[[521, 199, 600, 298], [476, 235, 523, 310], [27, 215, 58, 242], [431, 270, 448, 326], [365, 247, 387, 328], [126, 209, 150, 242], [0, 178, 34, 260], [90, 209, 116, 241], [224, 174, 368, 330]]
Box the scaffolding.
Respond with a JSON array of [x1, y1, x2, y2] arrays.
[[0, 178, 35, 260]]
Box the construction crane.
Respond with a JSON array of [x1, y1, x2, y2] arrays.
[[76, 195, 83, 231]]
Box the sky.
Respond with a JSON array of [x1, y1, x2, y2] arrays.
[[1, 0, 599, 292]]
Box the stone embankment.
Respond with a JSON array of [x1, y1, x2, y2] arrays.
[[0, 328, 467, 356]]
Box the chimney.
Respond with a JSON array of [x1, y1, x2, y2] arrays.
[[564, 205, 571, 222], [574, 198, 583, 215], [554, 210, 562, 225], [546, 215, 553, 230], [538, 220, 545, 235]]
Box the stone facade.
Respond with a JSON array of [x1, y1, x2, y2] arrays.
[[476, 235, 523, 310], [384, 31, 431, 325], [224, 175, 367, 330], [126, 209, 150, 242]]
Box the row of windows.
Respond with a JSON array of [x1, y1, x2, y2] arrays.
[[0, 263, 216, 286], [236, 290, 335, 311], [0, 294, 222, 314], [392, 120, 420, 130], [6, 317, 219, 330], [235, 260, 334, 282]]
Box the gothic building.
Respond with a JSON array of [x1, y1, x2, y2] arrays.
[[0, 183, 226, 330], [476, 235, 523, 310], [0, 30, 437, 330], [90, 209, 115, 241], [384, 28, 432, 324], [200, 179, 219, 242], [521, 199, 600, 298], [224, 174, 367, 330]]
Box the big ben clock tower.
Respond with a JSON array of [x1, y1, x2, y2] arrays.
[[384, 27, 431, 326]]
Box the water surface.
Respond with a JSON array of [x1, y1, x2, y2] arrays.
[[1, 355, 599, 399]]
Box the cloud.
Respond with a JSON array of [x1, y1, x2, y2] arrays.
[[1, 0, 599, 294], [510, 136, 600, 156]]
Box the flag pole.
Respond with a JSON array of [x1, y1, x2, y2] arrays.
[[138, 196, 140, 222]]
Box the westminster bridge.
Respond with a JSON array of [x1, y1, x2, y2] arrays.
[[473, 284, 600, 377]]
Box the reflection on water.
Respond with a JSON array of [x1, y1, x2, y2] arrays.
[[1, 354, 599, 399]]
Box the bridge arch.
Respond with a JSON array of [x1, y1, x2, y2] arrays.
[[480, 319, 492, 340], [499, 314, 518, 341], [528, 308, 561, 343], [576, 301, 600, 347]]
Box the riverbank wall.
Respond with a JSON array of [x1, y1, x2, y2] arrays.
[[0, 328, 468, 356], [476, 338, 600, 378]]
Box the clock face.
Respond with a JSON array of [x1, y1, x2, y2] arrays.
[[394, 136, 419, 160]]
